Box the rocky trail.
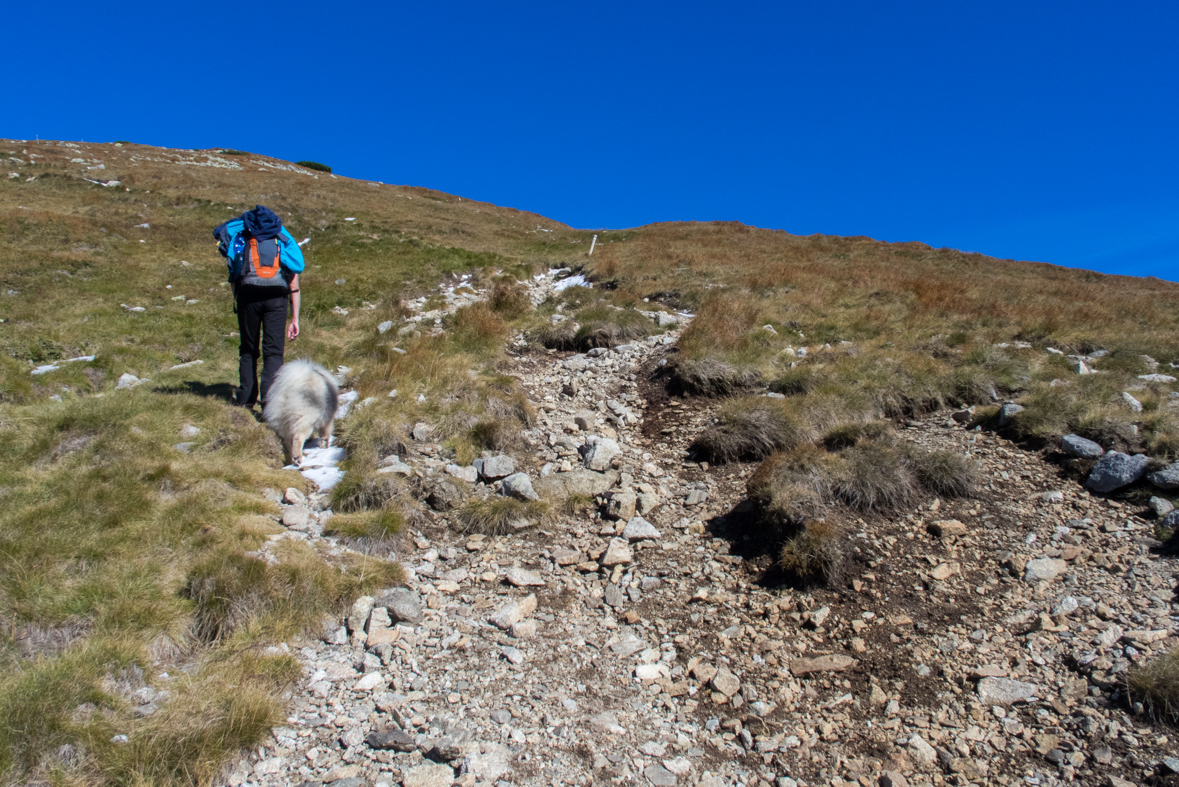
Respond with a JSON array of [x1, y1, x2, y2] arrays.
[[215, 272, 1179, 787]]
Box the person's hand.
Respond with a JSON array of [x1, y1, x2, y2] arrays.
[[286, 320, 300, 340]]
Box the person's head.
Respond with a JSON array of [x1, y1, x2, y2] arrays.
[[242, 205, 283, 240]]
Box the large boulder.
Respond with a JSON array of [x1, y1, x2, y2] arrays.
[[1085, 451, 1149, 493], [1061, 433, 1104, 459]]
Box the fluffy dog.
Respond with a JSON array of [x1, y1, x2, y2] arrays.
[[262, 359, 339, 465]]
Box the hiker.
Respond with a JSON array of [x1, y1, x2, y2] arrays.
[[214, 205, 304, 408]]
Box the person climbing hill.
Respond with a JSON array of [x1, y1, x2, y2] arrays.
[[214, 205, 305, 408]]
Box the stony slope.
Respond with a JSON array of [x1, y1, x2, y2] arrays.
[[217, 273, 1179, 787]]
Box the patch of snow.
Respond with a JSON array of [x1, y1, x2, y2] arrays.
[[553, 274, 589, 292]]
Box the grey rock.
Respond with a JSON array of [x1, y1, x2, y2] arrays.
[[600, 538, 633, 567], [365, 725, 417, 749], [474, 454, 515, 480], [445, 463, 478, 483], [997, 402, 1024, 427], [489, 710, 512, 724], [348, 595, 376, 634], [1148, 462, 1179, 489], [412, 422, 434, 441], [622, 516, 660, 542], [583, 437, 621, 471], [489, 594, 537, 629], [377, 456, 413, 476], [501, 472, 539, 501], [505, 568, 544, 587], [429, 728, 472, 760], [1140, 373, 1177, 383], [573, 411, 597, 431], [604, 584, 627, 608], [533, 469, 619, 499], [401, 763, 454, 787], [656, 312, 680, 327], [908, 734, 937, 766], [1086, 451, 1149, 493], [644, 763, 678, 786], [606, 490, 637, 520], [1122, 391, 1144, 413], [1052, 596, 1079, 616], [564, 355, 589, 372], [376, 588, 422, 625], [1160, 510, 1179, 533], [587, 347, 609, 357], [501, 646, 525, 664], [377, 320, 393, 334], [282, 505, 313, 531], [463, 742, 513, 781], [1024, 558, 1068, 583], [172, 442, 194, 453], [1061, 433, 1104, 458], [977, 677, 1042, 705], [636, 491, 660, 515], [1150, 496, 1175, 517], [426, 480, 463, 511]]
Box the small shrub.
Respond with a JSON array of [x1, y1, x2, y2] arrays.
[[296, 160, 332, 173], [218, 149, 249, 156], [1129, 646, 1179, 723], [456, 498, 549, 535], [779, 519, 844, 584], [669, 357, 763, 396], [691, 398, 811, 463]]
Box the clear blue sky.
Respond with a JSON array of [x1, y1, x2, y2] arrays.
[[5, 1, 1177, 279]]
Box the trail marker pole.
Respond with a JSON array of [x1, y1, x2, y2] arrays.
[[588, 235, 597, 256]]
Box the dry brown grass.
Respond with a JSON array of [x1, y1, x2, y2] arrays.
[[778, 519, 845, 585], [1129, 646, 1179, 723]]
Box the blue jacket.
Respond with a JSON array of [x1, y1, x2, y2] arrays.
[[214, 218, 305, 282]]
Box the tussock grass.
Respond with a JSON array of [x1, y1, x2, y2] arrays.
[[573, 304, 651, 349], [1129, 646, 1179, 724], [748, 429, 978, 545], [487, 277, 531, 319], [562, 493, 595, 516], [691, 397, 812, 463], [669, 357, 763, 396], [778, 519, 844, 585], [324, 508, 404, 542], [455, 498, 550, 535]]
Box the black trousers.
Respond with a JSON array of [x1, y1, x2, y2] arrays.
[[236, 286, 288, 406]]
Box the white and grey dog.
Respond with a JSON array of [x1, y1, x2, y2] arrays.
[[262, 359, 339, 465]]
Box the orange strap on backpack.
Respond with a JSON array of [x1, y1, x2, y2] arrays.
[[248, 237, 282, 279]]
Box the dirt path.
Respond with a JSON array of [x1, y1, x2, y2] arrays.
[[221, 273, 1179, 787]]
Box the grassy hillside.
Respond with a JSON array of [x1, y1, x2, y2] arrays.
[[3, 139, 1179, 784]]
